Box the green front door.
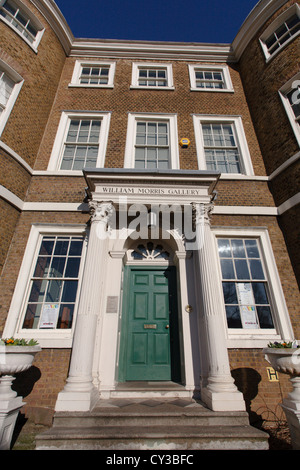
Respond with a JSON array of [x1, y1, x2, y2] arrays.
[[119, 266, 180, 382]]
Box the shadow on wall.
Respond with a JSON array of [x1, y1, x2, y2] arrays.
[[231, 367, 262, 425], [12, 365, 41, 398]]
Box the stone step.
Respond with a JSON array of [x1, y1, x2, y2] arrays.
[[35, 397, 269, 450], [51, 400, 250, 428], [36, 424, 269, 450]]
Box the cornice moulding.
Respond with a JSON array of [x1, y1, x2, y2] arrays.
[[69, 39, 234, 62], [32, 0, 289, 62], [232, 0, 288, 60], [30, 0, 74, 54]]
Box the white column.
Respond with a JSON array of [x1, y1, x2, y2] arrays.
[[193, 203, 246, 411], [55, 201, 114, 412]]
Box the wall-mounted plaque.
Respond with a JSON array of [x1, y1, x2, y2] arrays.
[[106, 296, 119, 313]]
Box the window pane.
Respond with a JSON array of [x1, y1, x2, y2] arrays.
[[65, 257, 81, 278], [257, 306, 274, 329], [226, 306, 242, 328], [217, 239, 231, 257], [252, 282, 269, 304], [54, 239, 69, 256], [245, 239, 260, 258], [235, 259, 250, 279], [231, 239, 246, 258], [39, 238, 54, 255], [249, 259, 265, 279], [33, 256, 51, 278], [28, 279, 47, 303], [222, 282, 238, 304], [57, 304, 74, 329], [50, 257, 66, 277], [61, 280, 78, 302], [69, 239, 83, 256], [220, 259, 235, 279], [46, 280, 62, 303]]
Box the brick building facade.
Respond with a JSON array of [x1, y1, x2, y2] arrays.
[[0, 0, 299, 444]]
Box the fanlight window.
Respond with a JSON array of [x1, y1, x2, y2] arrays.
[[130, 243, 170, 261]]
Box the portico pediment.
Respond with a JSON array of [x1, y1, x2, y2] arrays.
[[83, 168, 220, 206]]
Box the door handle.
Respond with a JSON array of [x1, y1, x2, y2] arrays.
[[165, 325, 169, 329]]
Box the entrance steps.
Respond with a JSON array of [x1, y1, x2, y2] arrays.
[[35, 394, 269, 450]]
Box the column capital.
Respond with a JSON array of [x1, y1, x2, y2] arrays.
[[193, 202, 214, 227], [89, 200, 114, 225]]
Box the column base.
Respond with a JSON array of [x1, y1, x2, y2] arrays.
[[55, 386, 99, 412], [201, 386, 246, 412], [281, 403, 300, 450], [0, 397, 23, 450]]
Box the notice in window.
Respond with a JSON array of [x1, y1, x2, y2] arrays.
[[237, 283, 254, 305], [240, 306, 259, 329], [40, 303, 59, 328]]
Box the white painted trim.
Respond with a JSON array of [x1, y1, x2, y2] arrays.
[[30, 0, 74, 55], [213, 206, 277, 216], [1, 189, 297, 217], [278, 72, 300, 147], [22, 201, 89, 211], [69, 59, 116, 88], [259, 4, 300, 62], [0, 184, 23, 210], [32, 170, 82, 176], [47, 111, 111, 171], [0, 0, 45, 53], [269, 151, 300, 180], [278, 192, 300, 215], [0, 59, 24, 137], [130, 62, 174, 90], [69, 40, 234, 62], [124, 112, 180, 169], [3, 223, 88, 348], [188, 64, 234, 92], [211, 226, 294, 348], [192, 114, 254, 176], [0, 140, 33, 174], [232, 0, 287, 60]]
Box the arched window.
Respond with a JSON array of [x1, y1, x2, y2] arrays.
[[128, 242, 170, 263]]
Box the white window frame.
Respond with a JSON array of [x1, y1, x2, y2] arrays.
[[130, 62, 174, 90], [0, 0, 45, 52], [188, 64, 233, 92], [124, 112, 179, 169], [69, 60, 116, 88], [279, 72, 300, 147], [212, 227, 294, 348], [47, 111, 111, 173], [193, 114, 254, 176], [2, 224, 87, 348], [259, 4, 300, 62], [0, 58, 23, 136]]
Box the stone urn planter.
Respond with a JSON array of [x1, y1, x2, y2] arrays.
[[0, 341, 41, 450], [263, 344, 300, 450]]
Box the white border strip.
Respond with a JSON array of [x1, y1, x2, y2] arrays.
[[2, 186, 299, 216], [0, 185, 23, 210]]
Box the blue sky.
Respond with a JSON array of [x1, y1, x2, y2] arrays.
[[55, 0, 259, 43]]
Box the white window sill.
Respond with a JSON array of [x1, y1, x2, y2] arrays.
[[33, 170, 84, 176], [68, 84, 114, 89], [130, 85, 175, 91], [15, 331, 73, 348], [190, 87, 234, 93]]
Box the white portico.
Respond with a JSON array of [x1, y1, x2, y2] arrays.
[[55, 169, 246, 413]]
